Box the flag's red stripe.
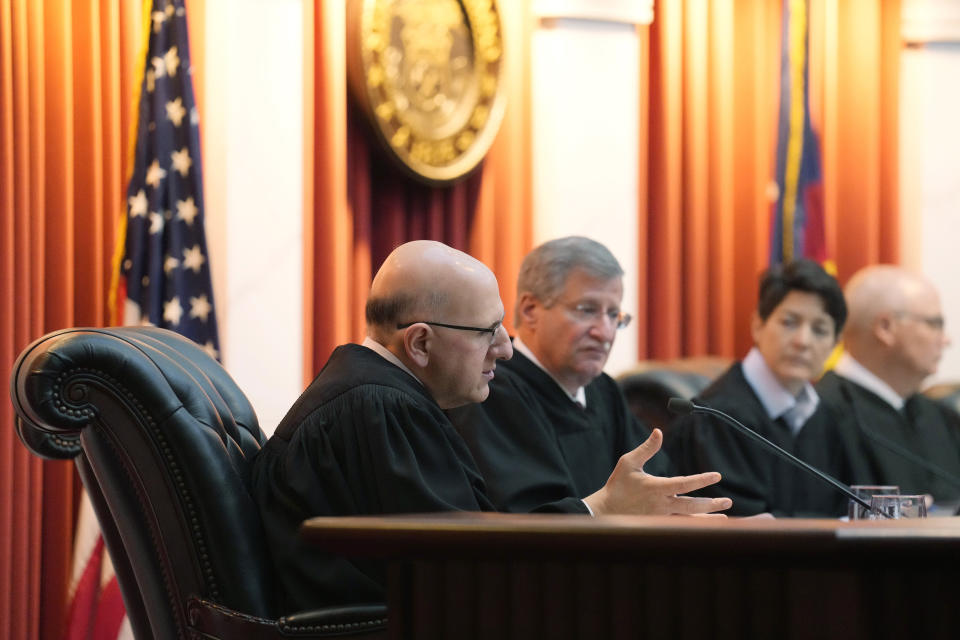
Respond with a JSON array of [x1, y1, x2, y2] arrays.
[[803, 182, 825, 262], [64, 538, 105, 640], [91, 576, 127, 640]]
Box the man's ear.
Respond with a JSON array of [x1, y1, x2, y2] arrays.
[[402, 324, 432, 368], [873, 313, 898, 347], [517, 292, 540, 328]]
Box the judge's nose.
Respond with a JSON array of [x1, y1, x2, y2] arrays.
[[587, 316, 618, 343], [791, 323, 814, 348], [490, 324, 513, 360]]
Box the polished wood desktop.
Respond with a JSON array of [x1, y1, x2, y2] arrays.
[[302, 513, 960, 639]]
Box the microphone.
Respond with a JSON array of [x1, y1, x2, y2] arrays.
[[667, 397, 883, 517]]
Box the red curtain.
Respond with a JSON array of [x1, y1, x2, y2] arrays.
[[307, 2, 534, 375], [0, 1, 156, 637], [639, 0, 900, 361]]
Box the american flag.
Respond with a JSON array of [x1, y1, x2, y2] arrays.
[[67, 2, 216, 638], [114, 0, 219, 357]]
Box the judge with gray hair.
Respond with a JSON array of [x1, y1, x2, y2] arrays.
[[449, 236, 718, 513]]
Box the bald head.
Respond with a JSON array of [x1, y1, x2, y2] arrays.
[[842, 264, 949, 395], [844, 266, 938, 340], [364, 241, 512, 408], [366, 240, 497, 337]]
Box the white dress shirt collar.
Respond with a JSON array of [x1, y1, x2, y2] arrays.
[[741, 347, 819, 435], [361, 336, 423, 386], [834, 352, 905, 410], [513, 335, 588, 408]]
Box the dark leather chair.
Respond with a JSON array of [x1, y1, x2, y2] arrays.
[[10, 327, 387, 639], [923, 382, 960, 417], [617, 357, 732, 432]]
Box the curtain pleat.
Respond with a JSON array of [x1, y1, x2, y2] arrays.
[[815, 0, 900, 279], [1, 0, 16, 633], [0, 0, 146, 637], [308, 1, 353, 372], [468, 0, 534, 333], [640, 0, 899, 361], [310, 2, 536, 375]]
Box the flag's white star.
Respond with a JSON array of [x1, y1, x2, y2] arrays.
[[166, 97, 186, 126], [145, 160, 167, 189], [151, 10, 167, 33], [182, 245, 206, 273], [163, 255, 180, 274], [190, 107, 199, 126], [146, 68, 156, 93], [202, 341, 219, 360], [149, 211, 164, 234], [128, 190, 148, 217], [165, 3, 175, 18], [151, 56, 166, 79], [189, 295, 212, 322], [170, 148, 192, 176], [176, 197, 199, 225], [163, 46, 180, 77], [163, 296, 183, 326]]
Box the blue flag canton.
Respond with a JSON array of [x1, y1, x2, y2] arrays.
[[121, 0, 219, 359]]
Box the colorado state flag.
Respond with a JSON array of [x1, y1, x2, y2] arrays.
[[769, 0, 826, 266]]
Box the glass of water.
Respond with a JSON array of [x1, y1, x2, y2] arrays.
[[849, 485, 899, 520], [869, 494, 928, 519]]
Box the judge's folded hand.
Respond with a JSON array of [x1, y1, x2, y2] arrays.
[[582, 428, 732, 517]]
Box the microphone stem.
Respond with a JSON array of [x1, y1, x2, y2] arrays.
[[693, 405, 879, 515]]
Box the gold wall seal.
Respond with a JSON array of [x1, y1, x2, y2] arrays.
[[348, 0, 506, 185]]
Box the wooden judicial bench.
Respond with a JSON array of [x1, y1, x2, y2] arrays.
[[301, 513, 960, 640]]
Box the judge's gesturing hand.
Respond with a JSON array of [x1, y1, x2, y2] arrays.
[[583, 428, 732, 517]]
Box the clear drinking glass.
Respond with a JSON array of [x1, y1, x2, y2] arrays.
[[849, 485, 899, 520], [869, 494, 928, 519]]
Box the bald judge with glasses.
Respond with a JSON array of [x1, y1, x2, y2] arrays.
[[817, 264, 960, 510], [449, 236, 679, 513]]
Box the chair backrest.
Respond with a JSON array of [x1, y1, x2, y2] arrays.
[[11, 327, 276, 639], [617, 357, 732, 432], [923, 382, 960, 416]]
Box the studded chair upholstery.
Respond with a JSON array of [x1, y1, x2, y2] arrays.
[[10, 327, 387, 639]]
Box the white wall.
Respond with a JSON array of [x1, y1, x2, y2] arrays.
[[900, 43, 960, 386], [899, 0, 960, 386], [531, 5, 649, 377], [203, 0, 304, 435]]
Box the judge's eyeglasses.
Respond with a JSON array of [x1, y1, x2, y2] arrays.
[[397, 320, 504, 345], [560, 302, 632, 330], [895, 312, 945, 331]]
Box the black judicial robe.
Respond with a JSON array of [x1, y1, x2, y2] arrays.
[[817, 371, 960, 506], [663, 363, 849, 517], [251, 344, 585, 613], [447, 349, 671, 513]]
